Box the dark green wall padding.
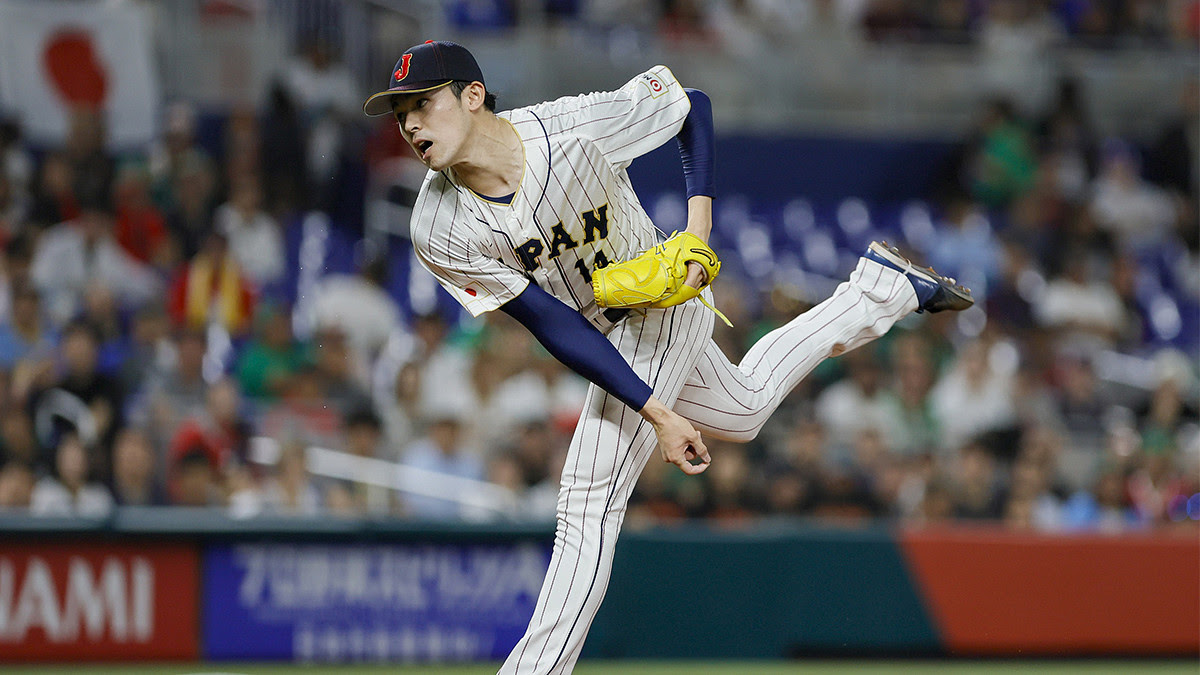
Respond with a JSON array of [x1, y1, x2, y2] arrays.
[[584, 523, 941, 658]]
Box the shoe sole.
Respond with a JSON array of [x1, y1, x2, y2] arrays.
[[867, 241, 974, 312]]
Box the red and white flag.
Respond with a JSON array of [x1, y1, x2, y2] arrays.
[[0, 0, 159, 148]]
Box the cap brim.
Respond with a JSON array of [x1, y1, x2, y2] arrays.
[[362, 80, 453, 117]]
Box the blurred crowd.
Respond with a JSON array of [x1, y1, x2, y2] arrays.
[[635, 73, 1199, 534], [0, 13, 1195, 534], [445, 0, 1200, 50]]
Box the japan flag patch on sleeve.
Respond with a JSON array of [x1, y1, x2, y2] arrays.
[[639, 72, 667, 99]]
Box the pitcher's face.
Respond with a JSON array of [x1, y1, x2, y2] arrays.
[[393, 85, 472, 171]]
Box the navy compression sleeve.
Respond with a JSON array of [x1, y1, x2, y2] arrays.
[[500, 283, 653, 411], [676, 88, 716, 199]]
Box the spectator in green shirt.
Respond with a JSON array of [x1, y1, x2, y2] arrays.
[[971, 98, 1036, 208], [236, 302, 309, 400]]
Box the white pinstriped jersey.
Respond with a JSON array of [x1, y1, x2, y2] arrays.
[[410, 65, 691, 331]]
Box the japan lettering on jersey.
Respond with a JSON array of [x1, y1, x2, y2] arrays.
[[410, 65, 690, 332]]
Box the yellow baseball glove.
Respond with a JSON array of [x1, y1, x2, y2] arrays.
[[593, 231, 732, 326]]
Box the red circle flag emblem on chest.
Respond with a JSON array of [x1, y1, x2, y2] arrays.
[[465, 287, 477, 296]]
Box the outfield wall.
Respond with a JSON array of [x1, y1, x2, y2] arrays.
[[588, 524, 1199, 659], [0, 515, 1195, 662]]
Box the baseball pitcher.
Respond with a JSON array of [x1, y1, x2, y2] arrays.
[[363, 40, 972, 674]]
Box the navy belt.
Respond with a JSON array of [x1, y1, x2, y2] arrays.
[[603, 307, 630, 323]]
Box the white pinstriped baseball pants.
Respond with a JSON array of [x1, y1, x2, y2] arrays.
[[499, 257, 917, 674]]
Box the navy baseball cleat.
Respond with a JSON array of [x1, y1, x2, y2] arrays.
[[864, 241, 974, 313]]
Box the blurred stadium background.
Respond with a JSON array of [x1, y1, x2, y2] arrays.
[[0, 0, 1196, 671]]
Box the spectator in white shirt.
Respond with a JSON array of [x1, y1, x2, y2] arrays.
[[1089, 138, 1177, 252], [29, 429, 113, 517], [260, 440, 322, 516], [312, 246, 402, 367], [931, 340, 1017, 453], [815, 348, 904, 459], [31, 200, 161, 326], [214, 175, 285, 287], [1035, 255, 1125, 346]]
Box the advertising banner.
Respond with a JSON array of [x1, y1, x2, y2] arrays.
[[203, 542, 551, 662], [0, 540, 199, 660]]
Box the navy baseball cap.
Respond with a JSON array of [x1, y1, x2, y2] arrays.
[[363, 40, 485, 117]]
